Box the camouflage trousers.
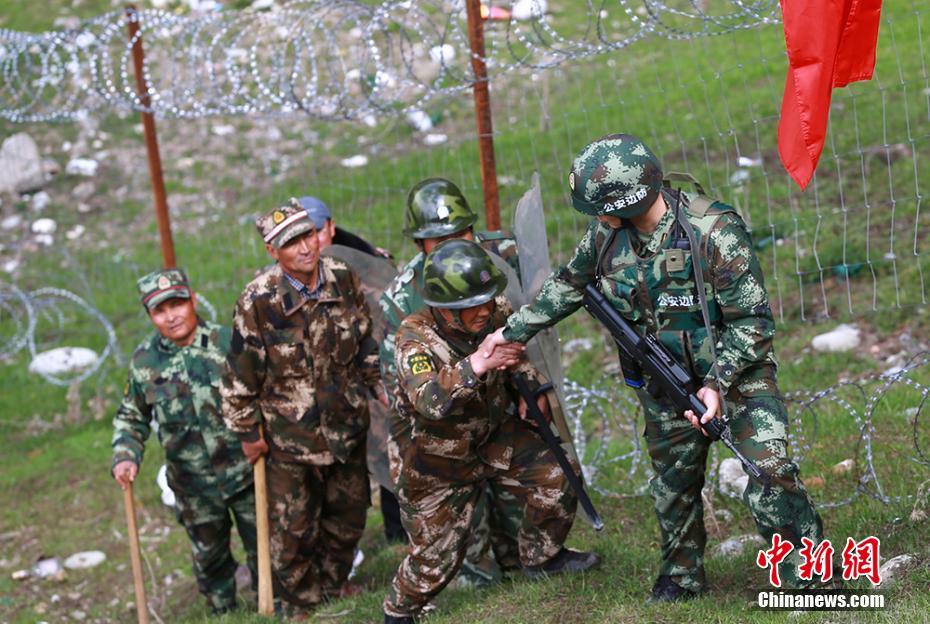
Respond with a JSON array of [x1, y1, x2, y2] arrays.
[[384, 419, 577, 617], [639, 386, 824, 593], [174, 486, 258, 612], [266, 442, 369, 612], [386, 421, 523, 587]]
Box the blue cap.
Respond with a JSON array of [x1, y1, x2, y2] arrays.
[[297, 196, 331, 228]]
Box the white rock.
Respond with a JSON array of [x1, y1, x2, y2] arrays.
[[713, 538, 745, 558], [156, 464, 176, 507], [1, 215, 22, 230], [34, 233, 53, 246], [75, 32, 96, 48], [28, 347, 99, 376], [512, 0, 547, 20], [429, 44, 456, 64], [374, 71, 396, 89], [718, 457, 749, 497], [32, 557, 62, 578], [2, 259, 19, 274], [831, 459, 855, 474], [361, 114, 378, 128], [212, 124, 235, 137], [62, 140, 73, 152], [63, 551, 106, 570], [66, 225, 86, 240], [423, 133, 448, 146], [714, 508, 734, 523], [72, 181, 95, 200], [878, 554, 915, 587], [811, 323, 861, 353], [31, 191, 51, 212], [0, 133, 45, 194], [65, 158, 98, 177], [31, 218, 57, 234], [72, 611, 86, 621], [251, 0, 275, 8], [345, 68, 362, 82], [340, 155, 368, 168]]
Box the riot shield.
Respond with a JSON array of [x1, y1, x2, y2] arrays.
[[322, 244, 397, 491]]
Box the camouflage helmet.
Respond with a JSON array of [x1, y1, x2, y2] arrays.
[[568, 133, 663, 218], [422, 239, 507, 309], [404, 178, 478, 239]]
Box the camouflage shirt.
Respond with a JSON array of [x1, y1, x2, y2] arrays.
[[378, 230, 519, 393], [504, 190, 778, 395], [111, 319, 252, 500], [393, 296, 542, 475], [222, 257, 380, 465]]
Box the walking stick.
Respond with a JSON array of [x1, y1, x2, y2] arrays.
[[122, 483, 150, 624], [254, 455, 274, 615]]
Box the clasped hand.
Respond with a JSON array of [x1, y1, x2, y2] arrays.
[[469, 329, 525, 376]]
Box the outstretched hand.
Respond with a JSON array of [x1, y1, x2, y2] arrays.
[[684, 385, 721, 437]]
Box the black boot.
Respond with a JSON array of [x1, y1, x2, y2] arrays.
[[384, 612, 415, 624], [524, 547, 602, 579], [646, 575, 697, 603]]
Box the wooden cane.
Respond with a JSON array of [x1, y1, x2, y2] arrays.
[[254, 455, 274, 615], [122, 483, 150, 624]]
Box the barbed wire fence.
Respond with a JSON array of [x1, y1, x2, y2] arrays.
[[1, 0, 929, 509]]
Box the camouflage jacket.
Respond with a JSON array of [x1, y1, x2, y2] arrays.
[[392, 296, 542, 475], [111, 319, 252, 500], [504, 189, 778, 396], [222, 257, 380, 465], [378, 230, 519, 392]]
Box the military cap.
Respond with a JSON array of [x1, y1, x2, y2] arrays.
[[137, 268, 192, 310], [256, 199, 316, 248]]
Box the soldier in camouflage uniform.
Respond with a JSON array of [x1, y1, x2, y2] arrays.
[[484, 134, 825, 601], [383, 240, 599, 624], [112, 268, 257, 615], [222, 200, 384, 616], [379, 178, 524, 583]]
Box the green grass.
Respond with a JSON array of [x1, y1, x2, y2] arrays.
[[2, 0, 930, 622]]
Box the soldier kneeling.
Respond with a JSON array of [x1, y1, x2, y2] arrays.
[[382, 239, 600, 623]]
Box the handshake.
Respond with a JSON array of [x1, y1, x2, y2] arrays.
[[468, 327, 522, 377]]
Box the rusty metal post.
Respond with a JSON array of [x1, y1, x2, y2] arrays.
[[464, 0, 501, 231], [126, 5, 176, 269]]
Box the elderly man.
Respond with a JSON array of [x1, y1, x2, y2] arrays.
[[222, 199, 385, 616]]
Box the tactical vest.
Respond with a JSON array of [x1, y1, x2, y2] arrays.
[[594, 184, 741, 381]]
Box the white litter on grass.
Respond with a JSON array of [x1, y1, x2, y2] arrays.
[[406, 109, 433, 132], [66, 225, 86, 240], [212, 124, 235, 137], [738, 156, 763, 167], [32, 191, 51, 211], [1, 215, 22, 230], [157, 465, 176, 507], [64, 551, 106, 570], [65, 158, 98, 177], [811, 323, 861, 353], [347, 548, 364, 580], [32, 557, 62, 578], [34, 233, 54, 246], [31, 218, 56, 234], [423, 133, 447, 146], [340, 155, 368, 168], [718, 457, 749, 497], [29, 347, 99, 376], [429, 44, 455, 64]]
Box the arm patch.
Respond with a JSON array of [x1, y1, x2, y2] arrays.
[[407, 353, 436, 375]]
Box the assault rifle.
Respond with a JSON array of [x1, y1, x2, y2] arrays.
[[513, 374, 605, 531], [582, 283, 770, 490]]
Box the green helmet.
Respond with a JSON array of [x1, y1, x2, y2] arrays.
[[422, 239, 507, 309], [568, 133, 663, 218], [404, 178, 478, 239]]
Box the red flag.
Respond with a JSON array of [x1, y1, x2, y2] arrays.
[[778, 0, 883, 190]]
